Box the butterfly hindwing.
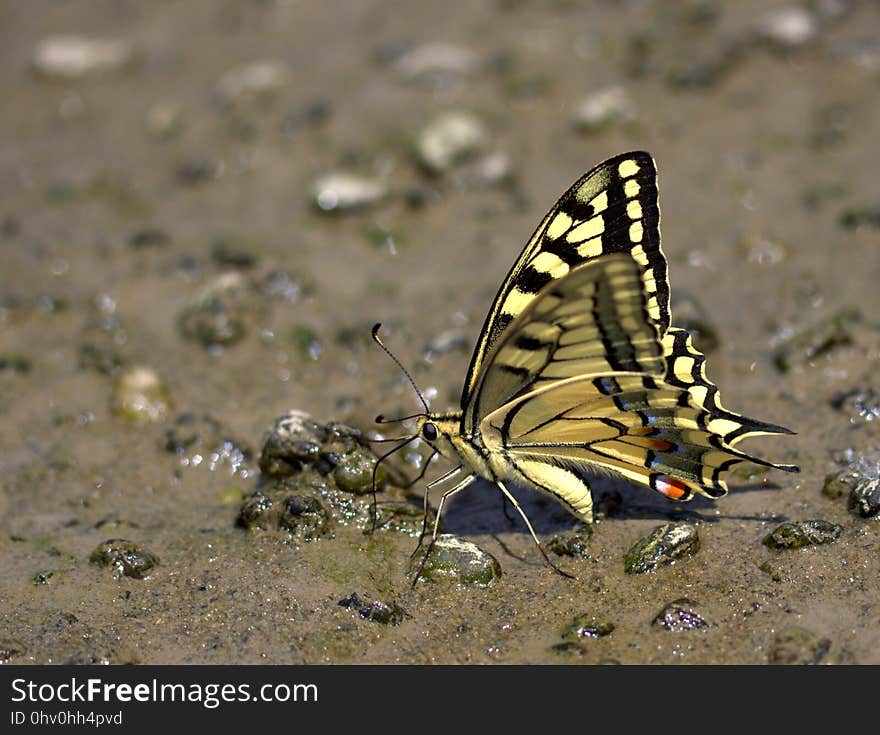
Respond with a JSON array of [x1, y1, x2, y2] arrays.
[[461, 151, 666, 430], [662, 327, 796, 449]]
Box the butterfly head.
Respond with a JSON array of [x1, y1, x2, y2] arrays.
[[414, 412, 462, 459]]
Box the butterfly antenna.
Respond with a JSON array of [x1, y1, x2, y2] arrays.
[[371, 323, 430, 414]]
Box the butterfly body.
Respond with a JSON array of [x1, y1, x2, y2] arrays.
[[379, 151, 797, 574]]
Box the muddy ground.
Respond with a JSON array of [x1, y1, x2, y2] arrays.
[[1, 0, 879, 665]]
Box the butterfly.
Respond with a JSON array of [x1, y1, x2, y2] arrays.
[[372, 151, 798, 580]]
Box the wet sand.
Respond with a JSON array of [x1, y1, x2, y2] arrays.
[[1, 0, 879, 664]]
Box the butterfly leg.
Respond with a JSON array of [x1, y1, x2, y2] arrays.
[[500, 494, 516, 525], [496, 481, 575, 580], [411, 473, 477, 587], [412, 464, 464, 560]]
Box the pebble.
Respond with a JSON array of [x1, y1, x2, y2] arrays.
[[338, 592, 406, 625], [311, 172, 388, 213], [111, 366, 172, 423], [410, 534, 501, 586], [624, 523, 700, 574], [755, 7, 819, 51], [772, 308, 860, 371], [215, 60, 291, 105], [145, 103, 183, 141], [652, 599, 709, 631], [572, 86, 637, 133], [177, 272, 265, 348], [546, 525, 594, 559], [552, 613, 615, 653], [416, 112, 488, 174], [762, 520, 842, 549], [33, 35, 133, 79], [391, 43, 478, 84], [89, 539, 159, 579], [768, 626, 831, 664]]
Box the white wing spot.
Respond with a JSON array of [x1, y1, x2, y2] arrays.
[[618, 159, 640, 178], [530, 250, 569, 277], [629, 221, 643, 242], [624, 179, 640, 197], [546, 212, 573, 241], [631, 244, 649, 265], [501, 287, 534, 318], [627, 200, 642, 220], [566, 216, 604, 243], [588, 190, 608, 215], [576, 237, 604, 258]]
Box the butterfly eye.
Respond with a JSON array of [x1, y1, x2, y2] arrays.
[[422, 423, 438, 441]]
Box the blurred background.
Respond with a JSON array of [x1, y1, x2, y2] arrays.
[[2, 0, 879, 664]]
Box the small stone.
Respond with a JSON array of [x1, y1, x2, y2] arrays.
[[211, 237, 261, 269], [0, 353, 33, 374], [758, 559, 783, 582], [829, 448, 880, 518], [215, 60, 291, 105], [332, 449, 383, 494], [258, 410, 367, 477], [755, 7, 818, 51], [128, 227, 170, 249], [762, 520, 842, 549], [0, 639, 26, 664], [33, 35, 133, 79], [311, 172, 388, 213], [652, 599, 709, 631], [821, 470, 858, 499], [665, 39, 745, 89], [831, 386, 880, 424], [259, 269, 305, 303], [111, 366, 172, 423], [425, 329, 470, 357], [467, 151, 514, 188], [552, 613, 614, 653], [277, 494, 332, 540], [237, 486, 333, 540], [286, 325, 323, 361], [177, 272, 265, 348], [416, 112, 488, 174], [839, 204, 880, 229], [32, 570, 60, 586], [89, 539, 159, 579], [175, 158, 217, 187], [145, 103, 183, 141], [338, 592, 406, 625], [849, 477, 880, 519], [737, 235, 790, 266], [391, 43, 478, 84], [161, 413, 251, 475], [772, 308, 860, 371], [669, 292, 720, 354], [546, 525, 594, 559], [572, 86, 637, 133], [410, 534, 501, 586], [624, 523, 700, 574], [768, 627, 831, 664]]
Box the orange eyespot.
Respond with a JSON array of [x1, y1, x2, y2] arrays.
[[653, 475, 690, 500]]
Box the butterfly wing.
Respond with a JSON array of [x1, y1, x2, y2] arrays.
[[463, 254, 668, 433], [472, 255, 796, 515], [461, 151, 667, 434], [661, 327, 796, 446]]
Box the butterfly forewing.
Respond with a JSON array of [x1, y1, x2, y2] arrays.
[[461, 151, 666, 434]]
